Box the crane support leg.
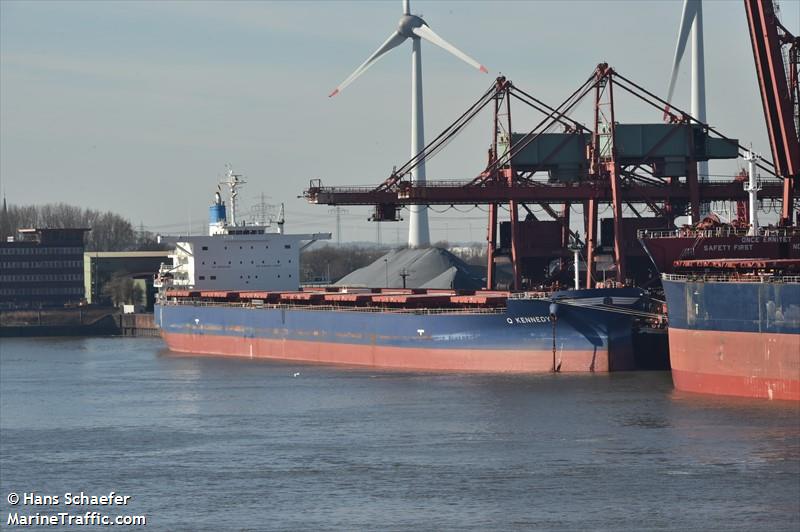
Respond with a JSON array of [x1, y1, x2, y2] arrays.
[[509, 200, 521, 290], [782, 178, 794, 226], [486, 203, 497, 290], [687, 160, 701, 223], [609, 164, 626, 284], [584, 199, 597, 289]]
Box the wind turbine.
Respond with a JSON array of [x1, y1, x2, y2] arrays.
[[329, 0, 488, 248], [665, 0, 708, 218]]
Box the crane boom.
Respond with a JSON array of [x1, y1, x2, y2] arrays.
[[744, 0, 800, 225]]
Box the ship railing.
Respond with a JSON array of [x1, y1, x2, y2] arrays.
[[663, 273, 800, 283], [638, 226, 798, 239], [161, 299, 508, 315], [508, 292, 550, 299]]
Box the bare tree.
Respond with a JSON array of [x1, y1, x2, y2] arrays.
[[1, 202, 166, 251]]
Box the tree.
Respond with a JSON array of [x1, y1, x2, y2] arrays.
[[0, 202, 167, 251], [101, 273, 144, 307]]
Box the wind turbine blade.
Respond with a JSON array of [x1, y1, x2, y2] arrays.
[[329, 31, 407, 97], [412, 24, 488, 73], [665, 0, 698, 108]]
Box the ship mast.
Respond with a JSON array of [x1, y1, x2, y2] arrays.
[[745, 149, 762, 235], [220, 165, 246, 226]]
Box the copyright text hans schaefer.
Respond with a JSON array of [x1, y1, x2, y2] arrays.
[[6, 491, 146, 527]]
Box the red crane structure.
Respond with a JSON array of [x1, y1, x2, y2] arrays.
[[744, 0, 800, 226], [306, 2, 798, 291]]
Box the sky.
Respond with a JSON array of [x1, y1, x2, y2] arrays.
[[2, 0, 798, 244]]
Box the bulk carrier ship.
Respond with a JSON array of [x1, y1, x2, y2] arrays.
[[154, 171, 651, 373], [638, 165, 800, 401], [660, 257, 799, 401]]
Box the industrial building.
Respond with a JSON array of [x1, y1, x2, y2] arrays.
[[0, 228, 90, 309]]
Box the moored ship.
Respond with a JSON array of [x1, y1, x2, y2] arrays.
[[639, 225, 800, 275], [156, 286, 647, 373], [661, 258, 800, 401], [154, 170, 653, 373]]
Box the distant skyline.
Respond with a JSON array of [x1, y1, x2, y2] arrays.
[[2, 0, 798, 243]]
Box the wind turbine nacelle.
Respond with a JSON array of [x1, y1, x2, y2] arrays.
[[398, 14, 425, 38]]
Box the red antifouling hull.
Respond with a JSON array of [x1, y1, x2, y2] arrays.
[[669, 328, 800, 401], [162, 332, 610, 373]]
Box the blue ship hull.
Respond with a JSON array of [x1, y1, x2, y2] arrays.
[[662, 276, 800, 400], [156, 288, 644, 372]]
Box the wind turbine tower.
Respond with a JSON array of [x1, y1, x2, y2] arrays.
[[329, 0, 488, 248], [666, 0, 708, 218]]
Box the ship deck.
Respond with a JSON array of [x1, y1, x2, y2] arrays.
[[664, 257, 800, 283], [159, 299, 509, 315]]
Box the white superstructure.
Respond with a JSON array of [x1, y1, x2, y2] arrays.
[[157, 167, 330, 291]]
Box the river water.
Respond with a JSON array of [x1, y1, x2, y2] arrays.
[[1, 337, 798, 531]]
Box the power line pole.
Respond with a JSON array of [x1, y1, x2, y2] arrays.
[[328, 207, 349, 245], [399, 268, 413, 289], [252, 193, 277, 226]]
